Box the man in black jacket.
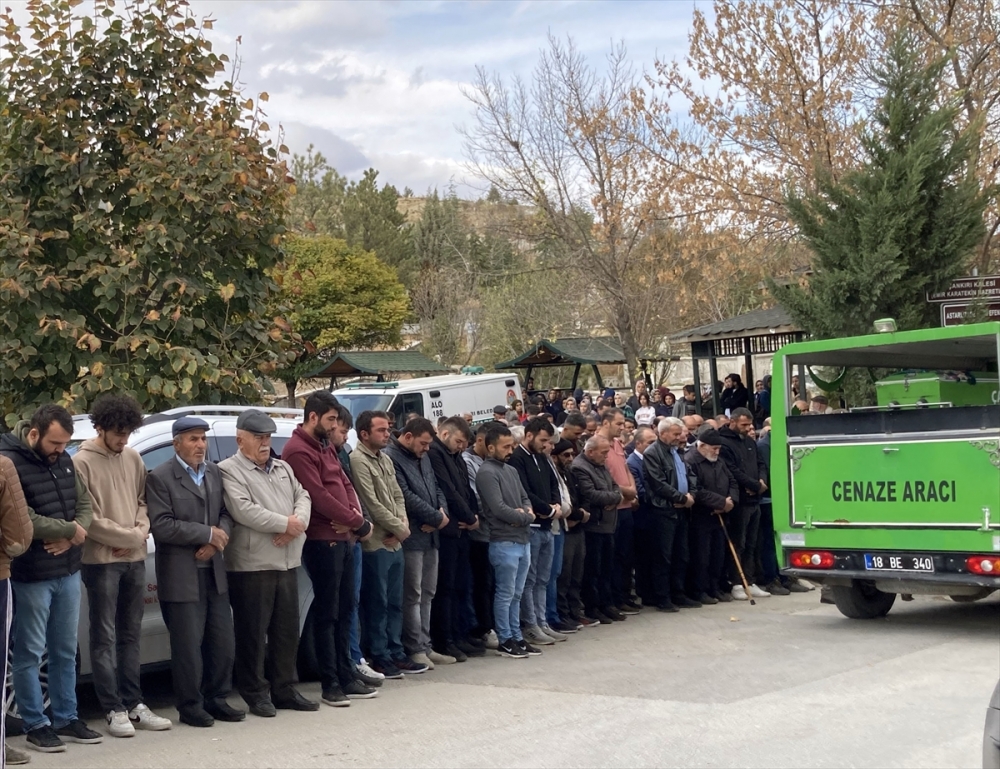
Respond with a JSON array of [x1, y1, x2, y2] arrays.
[[718, 408, 770, 601], [551, 439, 591, 629], [642, 418, 698, 612], [685, 428, 738, 604], [427, 417, 482, 662], [506, 418, 560, 646]]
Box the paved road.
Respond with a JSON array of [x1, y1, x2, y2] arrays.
[[16, 591, 1000, 768]]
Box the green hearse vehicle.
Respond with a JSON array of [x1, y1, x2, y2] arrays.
[[771, 320, 1000, 619]]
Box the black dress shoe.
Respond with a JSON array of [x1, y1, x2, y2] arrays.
[[274, 691, 319, 712], [248, 699, 277, 718], [656, 603, 680, 613], [205, 701, 246, 722], [179, 709, 215, 728], [675, 595, 703, 608]]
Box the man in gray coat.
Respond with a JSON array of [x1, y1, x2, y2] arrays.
[[146, 417, 244, 728], [383, 418, 450, 669]]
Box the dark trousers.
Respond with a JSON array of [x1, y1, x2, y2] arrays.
[[81, 561, 145, 713], [1, 578, 9, 747], [688, 514, 727, 598], [361, 548, 405, 664], [582, 531, 615, 613], [756, 502, 780, 586], [557, 531, 586, 619], [633, 509, 656, 604], [430, 534, 469, 651], [467, 539, 495, 637], [650, 510, 690, 606], [611, 508, 635, 605], [160, 568, 236, 717], [228, 569, 299, 705], [302, 540, 354, 693], [726, 505, 761, 587]]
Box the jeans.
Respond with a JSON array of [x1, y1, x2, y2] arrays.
[[467, 540, 495, 637], [520, 528, 554, 628], [611, 508, 635, 605], [402, 549, 438, 655], [361, 548, 405, 664], [488, 541, 530, 643], [430, 535, 469, 651], [228, 569, 299, 705], [302, 541, 354, 693], [350, 541, 363, 664], [756, 502, 780, 586], [546, 532, 565, 626], [688, 513, 727, 597], [727, 505, 761, 587], [82, 561, 146, 713], [582, 531, 615, 613], [12, 572, 82, 731], [557, 532, 586, 619]]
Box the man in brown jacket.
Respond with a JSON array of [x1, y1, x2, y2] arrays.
[[73, 394, 172, 738], [1, 454, 34, 766]]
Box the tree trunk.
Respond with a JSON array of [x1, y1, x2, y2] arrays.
[[285, 379, 298, 407], [616, 321, 641, 388]]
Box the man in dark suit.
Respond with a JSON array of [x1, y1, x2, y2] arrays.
[[145, 417, 244, 728]]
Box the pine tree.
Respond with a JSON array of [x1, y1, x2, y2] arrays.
[[772, 29, 990, 338]]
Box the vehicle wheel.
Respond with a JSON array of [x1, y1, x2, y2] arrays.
[[5, 648, 50, 726], [296, 605, 318, 683], [831, 580, 896, 619]]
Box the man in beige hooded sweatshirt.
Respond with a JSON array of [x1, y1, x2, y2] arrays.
[[73, 394, 172, 738]]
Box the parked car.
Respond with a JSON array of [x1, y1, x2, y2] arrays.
[[5, 405, 322, 717]]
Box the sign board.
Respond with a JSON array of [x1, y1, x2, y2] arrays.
[[927, 275, 1000, 303], [940, 301, 1000, 327]]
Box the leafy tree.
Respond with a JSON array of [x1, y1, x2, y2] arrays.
[[0, 0, 291, 424], [772, 30, 989, 338], [287, 146, 347, 237], [275, 235, 409, 401], [342, 169, 414, 279]]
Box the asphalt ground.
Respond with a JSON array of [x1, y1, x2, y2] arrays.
[[15, 590, 1000, 768]]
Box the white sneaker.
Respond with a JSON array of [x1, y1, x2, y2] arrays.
[[523, 626, 555, 645], [355, 661, 385, 681], [427, 650, 457, 665], [106, 710, 135, 738], [483, 630, 499, 650], [411, 652, 434, 670], [128, 703, 172, 731], [731, 585, 749, 601], [540, 624, 568, 642], [748, 584, 771, 598]]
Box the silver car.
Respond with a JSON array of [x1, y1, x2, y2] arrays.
[[5, 406, 320, 717]]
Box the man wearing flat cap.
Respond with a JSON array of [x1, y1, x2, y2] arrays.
[[492, 405, 508, 422], [146, 416, 245, 727], [218, 409, 315, 717]]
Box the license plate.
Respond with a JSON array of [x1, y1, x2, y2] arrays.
[[864, 553, 935, 572]]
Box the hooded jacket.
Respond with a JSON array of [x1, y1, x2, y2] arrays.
[[0, 455, 34, 580], [384, 438, 446, 551], [72, 439, 149, 565], [718, 426, 766, 507], [0, 421, 93, 582]]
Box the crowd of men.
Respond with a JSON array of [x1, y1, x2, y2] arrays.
[[0, 379, 810, 764]]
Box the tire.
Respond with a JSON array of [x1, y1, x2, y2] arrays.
[[296, 605, 318, 683], [5, 648, 49, 726], [831, 580, 896, 619]]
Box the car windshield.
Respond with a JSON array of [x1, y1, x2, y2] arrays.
[[336, 393, 393, 421]]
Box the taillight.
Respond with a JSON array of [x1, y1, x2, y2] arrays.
[[789, 550, 835, 569], [966, 555, 1000, 575]]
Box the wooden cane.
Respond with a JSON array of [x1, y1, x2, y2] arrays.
[[716, 512, 755, 606]]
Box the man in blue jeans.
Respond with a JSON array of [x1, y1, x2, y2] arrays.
[[0, 405, 103, 753], [474, 424, 537, 659]]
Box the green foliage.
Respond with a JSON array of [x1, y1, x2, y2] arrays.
[[772, 29, 990, 339], [275, 235, 409, 380], [287, 146, 347, 237], [0, 0, 292, 424]]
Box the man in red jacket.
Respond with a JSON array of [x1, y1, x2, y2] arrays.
[[282, 393, 376, 708]]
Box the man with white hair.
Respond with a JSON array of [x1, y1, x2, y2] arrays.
[[642, 418, 698, 612], [684, 428, 737, 604]]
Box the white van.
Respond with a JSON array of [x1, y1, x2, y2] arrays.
[[333, 373, 523, 431]]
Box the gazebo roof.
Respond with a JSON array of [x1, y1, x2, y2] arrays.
[[305, 350, 449, 379], [495, 337, 630, 369], [671, 306, 800, 344]]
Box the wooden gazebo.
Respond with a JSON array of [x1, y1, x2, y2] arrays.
[[305, 350, 449, 388]]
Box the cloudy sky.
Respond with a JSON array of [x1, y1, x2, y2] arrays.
[[186, 0, 702, 196]]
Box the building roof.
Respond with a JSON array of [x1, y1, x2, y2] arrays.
[[494, 336, 681, 369], [305, 351, 450, 379], [671, 306, 801, 344]]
